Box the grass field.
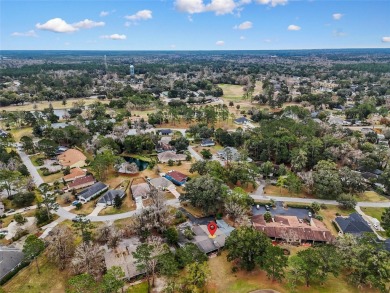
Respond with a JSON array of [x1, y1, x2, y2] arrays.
[[218, 84, 245, 101], [263, 185, 313, 199], [2, 98, 110, 112], [71, 200, 96, 215], [98, 195, 136, 216], [10, 127, 33, 142], [361, 207, 386, 221], [360, 191, 389, 202], [2, 255, 71, 293]]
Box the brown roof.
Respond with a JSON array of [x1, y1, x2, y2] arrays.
[[68, 175, 95, 189], [252, 214, 334, 243], [63, 168, 86, 181], [57, 149, 86, 167], [166, 170, 187, 182]]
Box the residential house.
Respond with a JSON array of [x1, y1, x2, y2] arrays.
[[57, 149, 87, 168], [116, 162, 139, 175], [164, 170, 188, 186], [252, 214, 334, 244], [97, 190, 126, 207], [158, 129, 172, 136], [178, 220, 234, 254], [0, 247, 24, 281], [63, 168, 87, 183], [104, 238, 146, 279], [334, 213, 373, 236], [130, 183, 150, 200], [68, 175, 95, 190], [149, 177, 174, 191], [217, 147, 252, 162], [77, 182, 108, 203], [157, 151, 186, 163], [234, 117, 249, 125], [156, 141, 176, 153], [200, 138, 215, 147]]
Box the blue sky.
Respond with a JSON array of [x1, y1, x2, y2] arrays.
[[1, 0, 389, 50]]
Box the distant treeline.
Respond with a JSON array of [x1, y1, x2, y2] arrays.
[[333, 63, 390, 73]]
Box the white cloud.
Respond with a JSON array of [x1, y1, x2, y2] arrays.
[[382, 37, 390, 43], [333, 29, 346, 37], [73, 19, 105, 29], [332, 13, 343, 20], [216, 40, 225, 46], [11, 30, 37, 37], [175, 0, 237, 15], [234, 21, 252, 30], [287, 24, 301, 31], [240, 36, 245, 40], [257, 0, 288, 7], [36, 18, 78, 33], [125, 10, 153, 21], [100, 11, 109, 17], [100, 34, 127, 40]]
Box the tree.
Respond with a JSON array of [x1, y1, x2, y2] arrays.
[[262, 245, 288, 282], [339, 167, 365, 194], [182, 262, 210, 292], [164, 227, 179, 245], [0, 169, 22, 198], [291, 149, 307, 172], [71, 243, 106, 280], [47, 225, 76, 270], [12, 191, 35, 208], [263, 211, 272, 222], [337, 193, 357, 209], [113, 194, 123, 209], [181, 176, 228, 215], [100, 266, 125, 293], [225, 226, 271, 271], [313, 160, 342, 199], [20, 136, 34, 154], [132, 237, 169, 293], [66, 273, 96, 293], [23, 235, 45, 274], [314, 245, 341, 282], [200, 149, 212, 160], [380, 208, 390, 236], [38, 183, 58, 220], [175, 243, 208, 269], [260, 161, 274, 179], [91, 150, 119, 181], [276, 176, 287, 194], [72, 215, 94, 245], [224, 188, 253, 224], [289, 249, 321, 287], [14, 213, 26, 224], [37, 138, 58, 157], [311, 202, 321, 213]]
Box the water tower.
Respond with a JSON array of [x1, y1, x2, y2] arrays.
[[130, 64, 134, 76]]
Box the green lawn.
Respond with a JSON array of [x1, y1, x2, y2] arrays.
[[361, 207, 386, 221], [360, 191, 389, 202], [218, 84, 245, 101], [127, 282, 149, 293]]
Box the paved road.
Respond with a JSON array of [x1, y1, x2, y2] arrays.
[[187, 146, 203, 161], [16, 149, 44, 186]]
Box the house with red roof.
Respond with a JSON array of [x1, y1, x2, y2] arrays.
[[164, 170, 188, 186]]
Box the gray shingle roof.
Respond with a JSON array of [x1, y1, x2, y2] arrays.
[[0, 247, 24, 280], [335, 213, 373, 235], [98, 190, 125, 205]]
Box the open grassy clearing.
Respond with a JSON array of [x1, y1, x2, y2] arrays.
[[10, 127, 33, 142], [70, 200, 96, 215], [37, 170, 63, 184], [2, 255, 71, 293], [206, 251, 379, 293], [361, 207, 386, 221], [263, 185, 313, 199], [360, 191, 389, 202], [218, 84, 245, 101], [127, 281, 149, 293], [1, 98, 110, 112]]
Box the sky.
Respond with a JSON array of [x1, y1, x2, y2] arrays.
[[1, 0, 389, 50]]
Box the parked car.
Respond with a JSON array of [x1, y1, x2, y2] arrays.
[[0, 230, 8, 235], [6, 209, 15, 214], [373, 223, 379, 230], [265, 205, 270, 211], [24, 207, 30, 211], [308, 212, 312, 217], [72, 201, 80, 206], [256, 204, 260, 210]]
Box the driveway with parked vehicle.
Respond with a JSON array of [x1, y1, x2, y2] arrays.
[[252, 201, 312, 219]]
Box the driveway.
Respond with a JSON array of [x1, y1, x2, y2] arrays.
[[16, 149, 44, 187], [252, 201, 311, 219], [187, 146, 203, 161]]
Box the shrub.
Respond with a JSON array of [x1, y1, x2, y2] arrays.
[[320, 203, 327, 209], [264, 211, 272, 222], [168, 159, 174, 166], [164, 227, 179, 245], [315, 215, 323, 221]]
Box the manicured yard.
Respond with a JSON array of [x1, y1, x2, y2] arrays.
[[37, 169, 63, 183], [360, 191, 389, 202], [361, 207, 386, 221], [98, 195, 136, 216], [70, 200, 96, 215], [2, 255, 71, 293], [30, 154, 45, 167], [180, 203, 206, 218]]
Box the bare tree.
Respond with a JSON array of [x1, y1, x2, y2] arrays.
[[47, 225, 76, 270], [71, 243, 106, 280]]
